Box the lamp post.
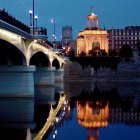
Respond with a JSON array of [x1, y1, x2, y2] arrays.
[[32, 0, 35, 34], [29, 10, 33, 26], [34, 15, 38, 30], [51, 18, 56, 49]]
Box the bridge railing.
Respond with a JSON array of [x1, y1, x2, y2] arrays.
[[0, 9, 30, 33], [30, 27, 47, 35]]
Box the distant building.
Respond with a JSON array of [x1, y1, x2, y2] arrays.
[[61, 25, 73, 44], [61, 25, 76, 52], [108, 26, 140, 50], [76, 6, 108, 56]]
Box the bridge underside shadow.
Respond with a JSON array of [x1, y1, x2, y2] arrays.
[[30, 51, 50, 67], [0, 39, 26, 65]]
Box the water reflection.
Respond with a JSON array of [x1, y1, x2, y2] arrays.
[[0, 81, 140, 140], [77, 101, 108, 139], [0, 83, 63, 140], [47, 81, 140, 140], [0, 98, 35, 140], [74, 86, 140, 140]]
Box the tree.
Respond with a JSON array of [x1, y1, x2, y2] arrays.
[[69, 49, 75, 61], [88, 48, 107, 57], [119, 44, 132, 60], [108, 49, 119, 57], [79, 51, 86, 57]]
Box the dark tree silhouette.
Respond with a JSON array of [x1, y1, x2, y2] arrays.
[[88, 48, 107, 57], [69, 49, 75, 61], [108, 49, 119, 57], [79, 51, 86, 57], [119, 44, 132, 60]]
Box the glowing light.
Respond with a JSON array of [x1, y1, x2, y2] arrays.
[[34, 39, 37, 43], [53, 134, 56, 139], [51, 18, 55, 23], [29, 10, 33, 14], [91, 12, 95, 16], [55, 130, 57, 135], [0, 29, 19, 40], [55, 117, 59, 123], [63, 107, 66, 111], [64, 101, 67, 105], [34, 15, 38, 19]]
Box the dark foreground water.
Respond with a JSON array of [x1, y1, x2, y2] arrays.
[[0, 81, 140, 140]]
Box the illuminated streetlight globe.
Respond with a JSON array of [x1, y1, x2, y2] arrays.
[[34, 15, 38, 19], [51, 18, 55, 23], [29, 10, 33, 14]]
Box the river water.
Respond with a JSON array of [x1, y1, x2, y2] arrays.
[[0, 80, 140, 140]]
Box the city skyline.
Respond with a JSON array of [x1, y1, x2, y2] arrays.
[[0, 0, 140, 40]]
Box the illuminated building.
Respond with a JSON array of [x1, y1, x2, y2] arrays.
[[76, 5, 108, 56], [77, 101, 109, 140]]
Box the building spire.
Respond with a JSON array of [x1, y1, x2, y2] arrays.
[[87, 0, 99, 29], [90, 0, 94, 15], [91, 5, 94, 14]]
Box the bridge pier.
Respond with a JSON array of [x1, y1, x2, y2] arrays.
[[35, 86, 56, 105], [54, 69, 64, 82], [34, 67, 56, 86], [0, 98, 35, 128], [0, 66, 36, 98]]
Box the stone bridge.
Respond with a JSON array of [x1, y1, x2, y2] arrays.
[[0, 9, 66, 97]]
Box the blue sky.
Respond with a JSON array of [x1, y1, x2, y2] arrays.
[[0, 0, 140, 40]]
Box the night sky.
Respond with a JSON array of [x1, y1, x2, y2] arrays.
[[0, 0, 140, 40]]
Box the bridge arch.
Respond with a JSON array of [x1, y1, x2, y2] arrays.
[[29, 51, 51, 67], [0, 39, 26, 65], [52, 58, 60, 69]]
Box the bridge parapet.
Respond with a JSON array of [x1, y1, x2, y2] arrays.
[[0, 9, 48, 40], [0, 19, 31, 38], [30, 27, 47, 35], [0, 9, 30, 33]]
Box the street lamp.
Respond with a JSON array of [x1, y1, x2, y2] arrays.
[[32, 0, 35, 34], [51, 18, 55, 38], [29, 10, 33, 26], [51, 18, 56, 49], [34, 15, 38, 30]]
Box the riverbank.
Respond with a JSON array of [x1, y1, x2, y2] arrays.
[[64, 61, 140, 82]]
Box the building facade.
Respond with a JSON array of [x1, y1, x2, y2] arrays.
[[61, 25, 73, 44], [76, 7, 108, 56], [61, 25, 76, 51], [108, 26, 140, 50]]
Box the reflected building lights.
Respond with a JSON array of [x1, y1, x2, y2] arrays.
[[77, 101, 109, 140], [53, 134, 56, 139]]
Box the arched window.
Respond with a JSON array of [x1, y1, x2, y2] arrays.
[[92, 41, 100, 50]]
